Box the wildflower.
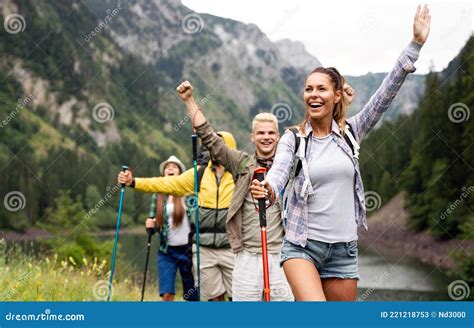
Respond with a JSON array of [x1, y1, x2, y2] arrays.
[[68, 257, 77, 266]]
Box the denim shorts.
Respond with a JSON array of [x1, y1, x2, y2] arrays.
[[280, 238, 359, 280]]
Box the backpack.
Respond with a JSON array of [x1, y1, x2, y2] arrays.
[[281, 121, 360, 219], [288, 121, 359, 178]]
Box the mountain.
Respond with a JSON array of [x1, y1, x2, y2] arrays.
[[0, 0, 309, 229], [274, 39, 322, 73], [346, 73, 425, 121], [0, 0, 463, 232]]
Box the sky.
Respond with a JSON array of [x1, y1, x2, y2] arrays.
[[182, 0, 473, 76]]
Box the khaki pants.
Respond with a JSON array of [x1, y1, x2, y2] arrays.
[[232, 250, 294, 301], [192, 245, 234, 300]]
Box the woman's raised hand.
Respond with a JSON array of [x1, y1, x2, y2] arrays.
[[413, 4, 431, 45], [343, 83, 355, 105]]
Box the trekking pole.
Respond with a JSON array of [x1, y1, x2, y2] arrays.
[[107, 165, 128, 302], [140, 226, 154, 301], [254, 167, 270, 301], [192, 133, 201, 301]]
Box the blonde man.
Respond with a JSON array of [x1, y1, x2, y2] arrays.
[[177, 81, 293, 301]]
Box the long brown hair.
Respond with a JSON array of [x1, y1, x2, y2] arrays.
[[299, 67, 349, 134], [156, 194, 185, 229]]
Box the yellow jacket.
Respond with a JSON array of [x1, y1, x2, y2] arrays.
[[134, 162, 234, 209], [134, 162, 235, 248]]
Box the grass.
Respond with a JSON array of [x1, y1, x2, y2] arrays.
[[0, 240, 184, 302]]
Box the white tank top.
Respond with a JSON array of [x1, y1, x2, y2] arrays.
[[166, 203, 191, 246]]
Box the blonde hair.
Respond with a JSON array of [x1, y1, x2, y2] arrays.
[[299, 67, 349, 135], [252, 113, 279, 132]]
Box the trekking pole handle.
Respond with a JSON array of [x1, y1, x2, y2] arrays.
[[121, 165, 129, 188], [191, 134, 198, 162], [254, 167, 267, 227]]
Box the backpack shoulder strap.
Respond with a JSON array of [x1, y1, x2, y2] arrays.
[[197, 164, 207, 192], [343, 121, 360, 159], [288, 127, 300, 155]]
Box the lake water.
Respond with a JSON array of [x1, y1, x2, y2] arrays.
[[112, 233, 452, 301]]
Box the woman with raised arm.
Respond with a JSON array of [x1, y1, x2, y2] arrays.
[[250, 5, 431, 301]]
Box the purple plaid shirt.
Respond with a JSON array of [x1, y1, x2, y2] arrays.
[[267, 41, 422, 247]]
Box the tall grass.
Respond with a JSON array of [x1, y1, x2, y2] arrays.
[[0, 239, 167, 301]]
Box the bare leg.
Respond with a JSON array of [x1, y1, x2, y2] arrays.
[[283, 259, 326, 301], [208, 293, 226, 302], [161, 293, 175, 301], [321, 278, 357, 301]]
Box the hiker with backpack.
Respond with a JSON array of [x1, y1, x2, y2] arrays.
[[175, 81, 357, 301], [250, 5, 431, 301], [117, 143, 237, 301], [143, 156, 197, 301], [177, 80, 292, 301]]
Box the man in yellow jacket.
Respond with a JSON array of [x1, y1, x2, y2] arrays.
[[117, 136, 237, 301]]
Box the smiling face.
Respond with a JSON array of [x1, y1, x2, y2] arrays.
[[251, 121, 279, 158], [164, 162, 181, 177], [304, 72, 342, 122]]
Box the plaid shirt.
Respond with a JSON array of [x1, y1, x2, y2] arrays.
[[267, 41, 422, 247]]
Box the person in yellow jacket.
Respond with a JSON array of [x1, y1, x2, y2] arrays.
[[117, 137, 236, 301]]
